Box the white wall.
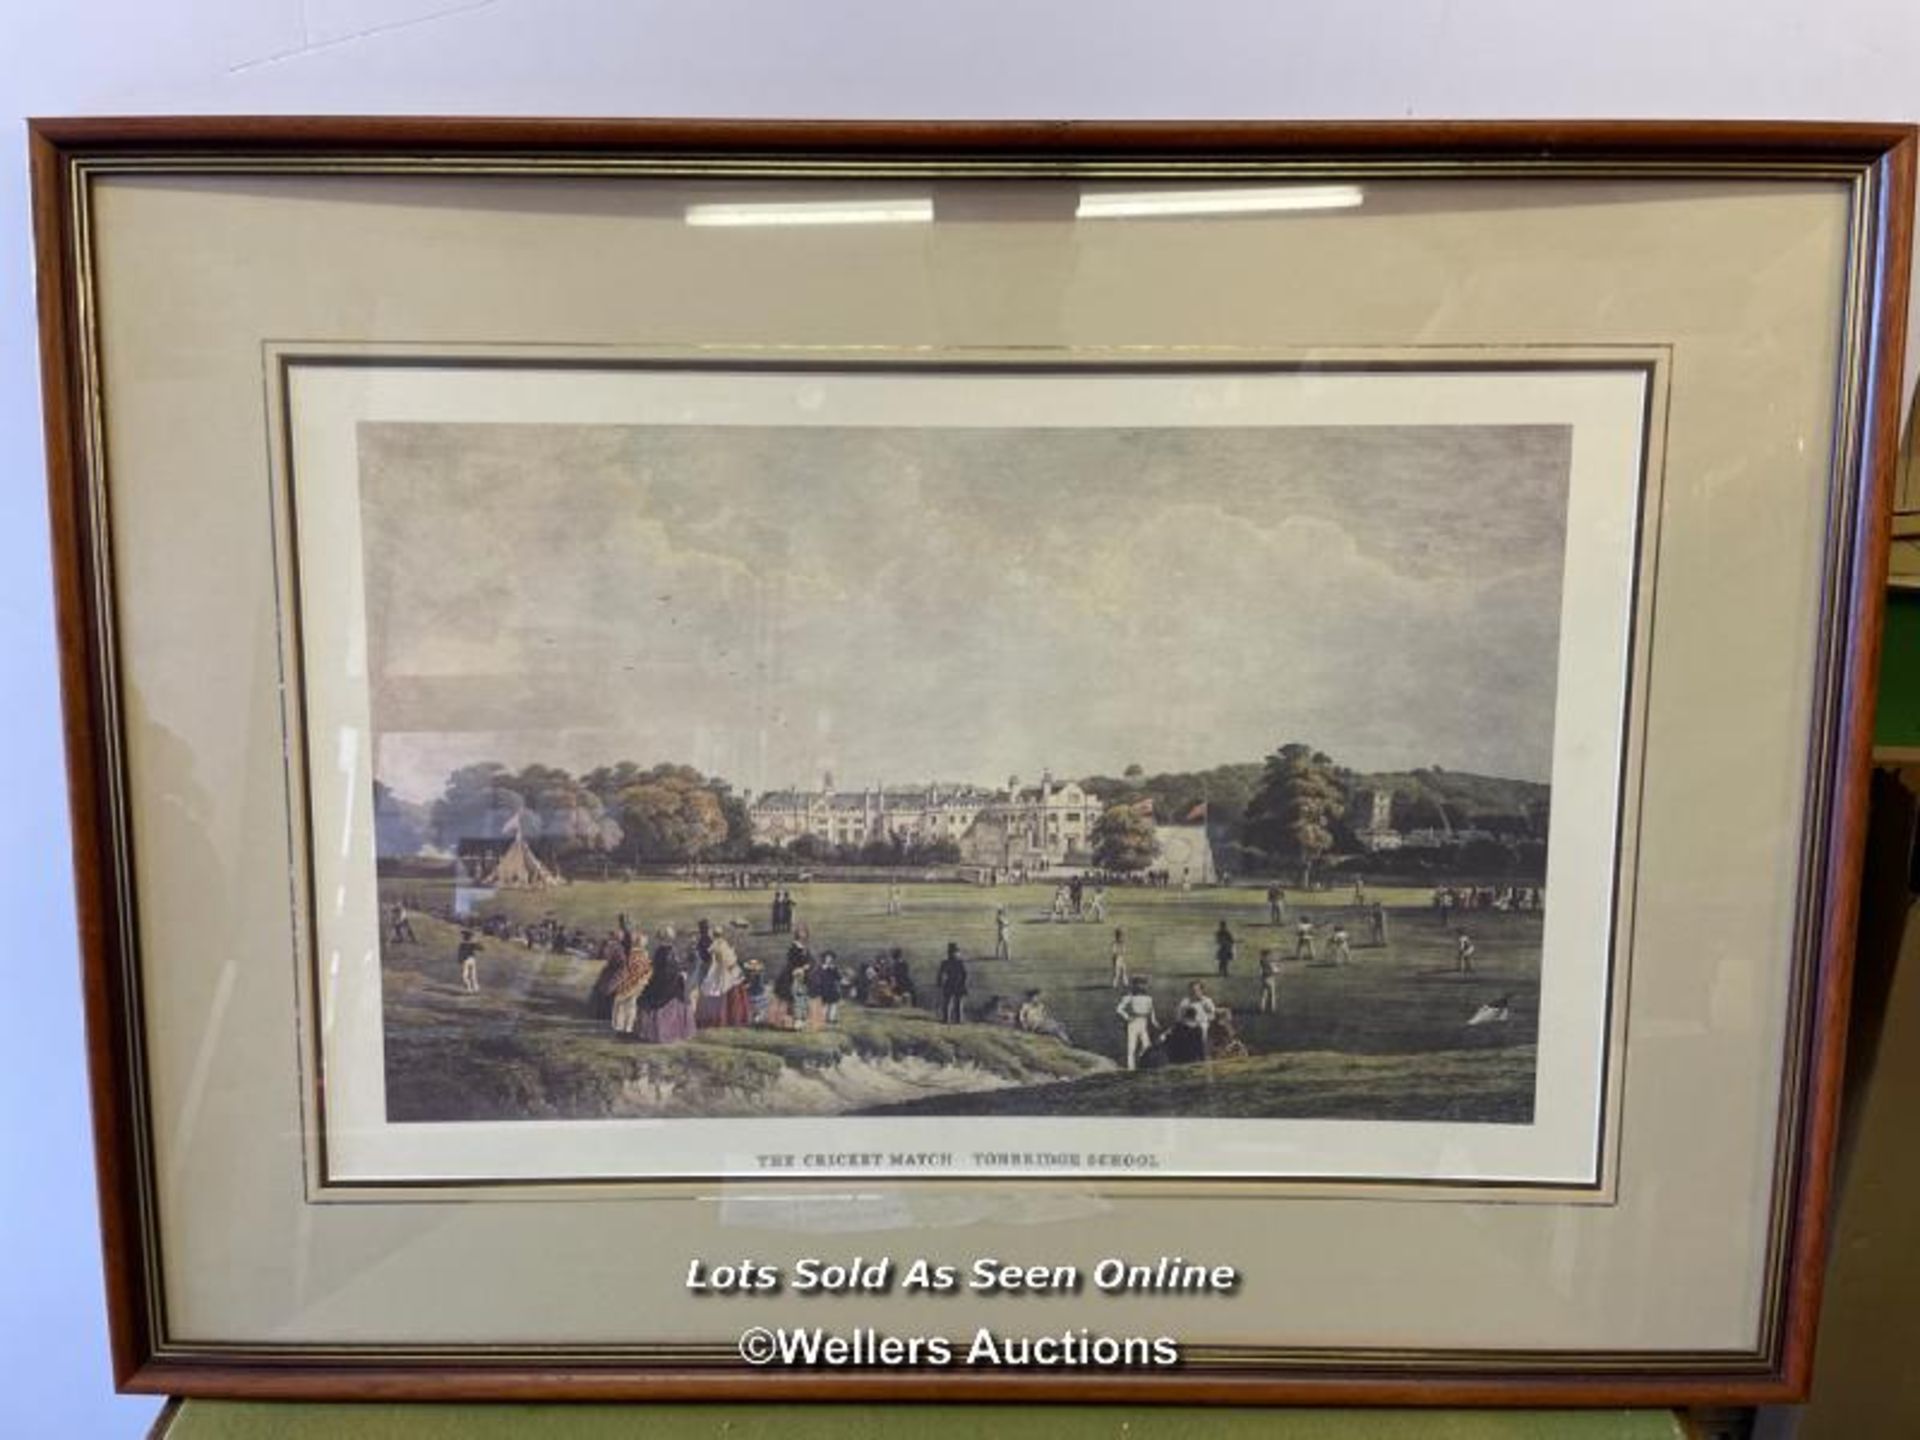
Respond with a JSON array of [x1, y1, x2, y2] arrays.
[[5, 3, 1919, 1433]]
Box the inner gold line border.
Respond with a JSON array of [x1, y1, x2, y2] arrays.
[[265, 342, 1659, 1210]]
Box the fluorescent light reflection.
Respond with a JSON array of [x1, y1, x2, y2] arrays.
[[685, 198, 935, 227], [1076, 185, 1364, 219]]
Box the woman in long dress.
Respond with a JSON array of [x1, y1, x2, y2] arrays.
[[636, 937, 697, 1043], [607, 937, 652, 1035], [588, 932, 627, 1021], [1165, 981, 1215, 1065], [694, 934, 749, 1028]]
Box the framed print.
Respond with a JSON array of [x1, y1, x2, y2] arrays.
[[32, 118, 1912, 1404]]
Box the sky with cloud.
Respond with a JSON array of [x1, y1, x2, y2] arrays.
[[359, 420, 1571, 802]]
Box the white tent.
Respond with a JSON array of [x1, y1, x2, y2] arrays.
[[482, 833, 562, 889]]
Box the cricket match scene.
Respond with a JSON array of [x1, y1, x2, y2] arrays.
[[359, 416, 1569, 1127]]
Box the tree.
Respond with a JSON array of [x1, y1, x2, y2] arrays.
[[858, 833, 908, 867], [1091, 803, 1158, 872], [427, 757, 777, 866], [912, 836, 962, 866], [612, 772, 729, 863], [372, 780, 429, 858], [430, 763, 528, 850], [1459, 835, 1513, 876], [1242, 743, 1346, 887], [714, 786, 755, 860], [581, 761, 647, 801], [584, 761, 746, 860], [1082, 762, 1263, 833], [511, 764, 620, 859]]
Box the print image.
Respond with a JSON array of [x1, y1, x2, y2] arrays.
[[361, 414, 1571, 1129]]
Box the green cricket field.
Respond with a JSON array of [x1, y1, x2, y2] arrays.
[[378, 876, 1540, 1125]]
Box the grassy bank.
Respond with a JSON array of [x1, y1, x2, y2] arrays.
[[383, 912, 1108, 1121], [381, 877, 1541, 1122], [860, 1046, 1537, 1123]]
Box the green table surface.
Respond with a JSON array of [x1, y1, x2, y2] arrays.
[[162, 1401, 1687, 1440], [1877, 587, 1920, 753]]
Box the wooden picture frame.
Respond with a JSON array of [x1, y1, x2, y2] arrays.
[[30, 117, 1912, 1404]]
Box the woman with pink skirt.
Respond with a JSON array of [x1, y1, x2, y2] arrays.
[[694, 934, 750, 1028], [636, 938, 697, 1043]]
